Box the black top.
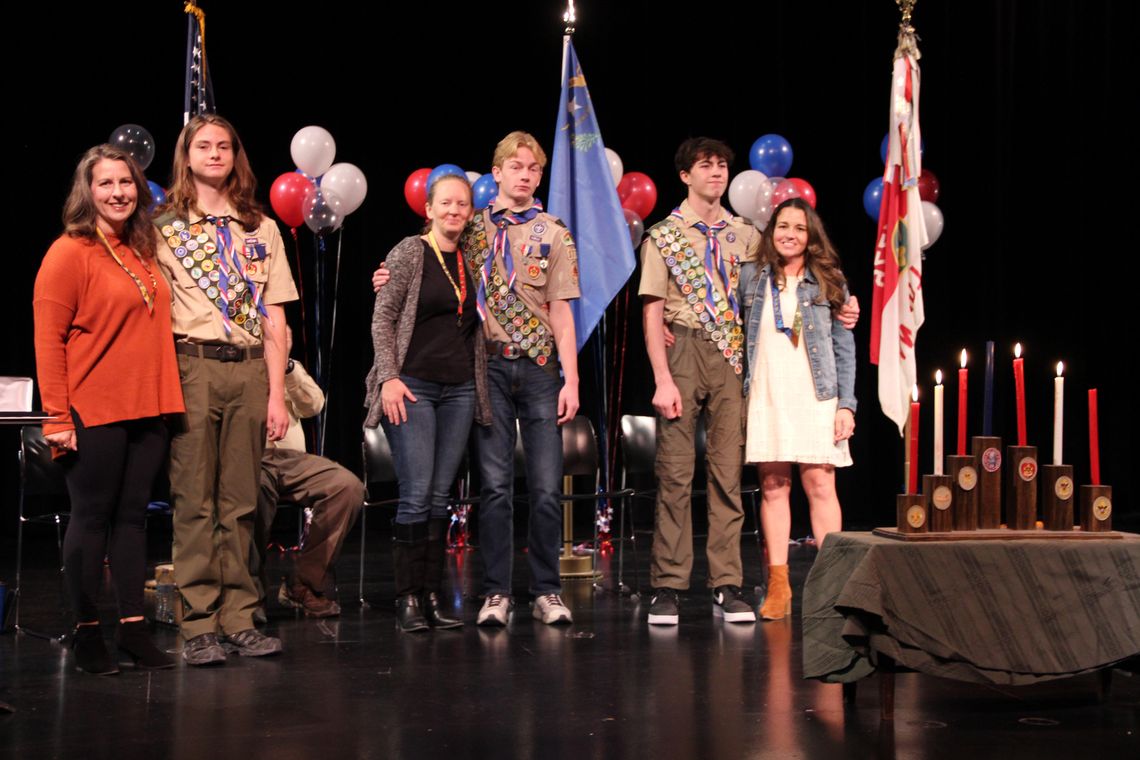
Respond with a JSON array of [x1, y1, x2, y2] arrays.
[[402, 239, 478, 384]]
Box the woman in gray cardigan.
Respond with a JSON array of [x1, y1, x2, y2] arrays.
[[365, 174, 491, 632]]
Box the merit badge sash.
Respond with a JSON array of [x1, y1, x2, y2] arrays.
[[463, 212, 555, 366], [648, 218, 744, 374]]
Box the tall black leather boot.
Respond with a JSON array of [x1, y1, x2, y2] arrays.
[[393, 521, 428, 633], [423, 518, 463, 629]]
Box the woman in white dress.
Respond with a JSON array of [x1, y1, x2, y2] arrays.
[[740, 198, 856, 620]]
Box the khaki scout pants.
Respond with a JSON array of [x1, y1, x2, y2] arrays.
[[253, 447, 364, 597], [651, 326, 745, 590], [171, 353, 267, 638]]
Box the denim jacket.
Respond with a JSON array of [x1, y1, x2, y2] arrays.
[[739, 262, 857, 413]]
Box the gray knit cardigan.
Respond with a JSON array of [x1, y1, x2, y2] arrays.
[[364, 235, 492, 429]]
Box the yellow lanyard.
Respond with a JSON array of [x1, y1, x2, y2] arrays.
[[96, 228, 156, 313], [426, 230, 466, 324]]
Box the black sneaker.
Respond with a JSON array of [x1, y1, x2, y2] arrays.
[[712, 585, 757, 623], [182, 632, 227, 666], [221, 628, 283, 657], [647, 588, 680, 626]]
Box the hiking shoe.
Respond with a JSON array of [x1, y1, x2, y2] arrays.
[[532, 593, 573, 625], [221, 628, 283, 657], [279, 581, 341, 618], [182, 633, 227, 666], [647, 588, 680, 626], [712, 585, 757, 623], [476, 594, 511, 627]]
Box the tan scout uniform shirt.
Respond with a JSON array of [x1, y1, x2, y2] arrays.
[[638, 199, 760, 329], [156, 209, 299, 347], [476, 202, 581, 345]]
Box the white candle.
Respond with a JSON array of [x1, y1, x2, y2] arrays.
[[934, 370, 944, 475], [1053, 361, 1064, 465]]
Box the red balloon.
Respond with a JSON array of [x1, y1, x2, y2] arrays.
[[617, 171, 657, 220], [403, 168, 432, 218], [269, 172, 313, 228], [771, 177, 817, 209], [918, 169, 940, 203]]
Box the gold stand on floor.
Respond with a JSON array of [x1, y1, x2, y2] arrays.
[[560, 475, 601, 580]]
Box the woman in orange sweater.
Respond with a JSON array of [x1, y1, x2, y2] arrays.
[[33, 145, 185, 674]]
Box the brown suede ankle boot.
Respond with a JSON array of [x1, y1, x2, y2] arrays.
[[760, 565, 792, 621]]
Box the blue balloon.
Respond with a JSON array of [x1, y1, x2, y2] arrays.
[[472, 173, 498, 210], [147, 180, 166, 212], [862, 177, 884, 221], [749, 134, 793, 177], [880, 133, 925, 164], [426, 164, 466, 195]]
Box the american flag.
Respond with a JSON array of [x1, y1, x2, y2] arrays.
[[183, 2, 216, 124]]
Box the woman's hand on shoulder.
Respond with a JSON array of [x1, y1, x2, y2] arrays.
[[372, 262, 390, 294], [380, 378, 417, 425], [45, 429, 77, 452], [834, 408, 855, 442]]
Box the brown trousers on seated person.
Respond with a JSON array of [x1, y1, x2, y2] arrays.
[[253, 447, 364, 600]]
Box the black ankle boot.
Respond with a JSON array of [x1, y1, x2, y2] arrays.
[[423, 519, 462, 629], [73, 624, 119, 675], [395, 594, 429, 632], [423, 591, 463, 629], [116, 619, 175, 670]]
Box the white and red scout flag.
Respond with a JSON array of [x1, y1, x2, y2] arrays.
[[871, 28, 927, 435]]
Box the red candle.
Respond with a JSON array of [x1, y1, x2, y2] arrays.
[[1013, 343, 1027, 446], [909, 386, 920, 494], [957, 349, 968, 456], [1088, 388, 1100, 485]]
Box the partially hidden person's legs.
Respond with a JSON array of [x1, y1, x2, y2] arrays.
[[758, 461, 794, 621], [800, 463, 841, 550]]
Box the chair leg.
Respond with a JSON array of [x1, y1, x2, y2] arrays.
[[357, 507, 368, 607]]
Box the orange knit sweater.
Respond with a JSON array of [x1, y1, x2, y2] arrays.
[[33, 233, 185, 436]]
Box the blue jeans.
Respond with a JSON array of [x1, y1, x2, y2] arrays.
[[477, 356, 563, 596], [382, 376, 476, 525]]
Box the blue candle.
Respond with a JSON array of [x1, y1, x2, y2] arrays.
[[983, 340, 995, 435]]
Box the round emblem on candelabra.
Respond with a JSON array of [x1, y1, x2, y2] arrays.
[[1054, 476, 1074, 501], [932, 486, 953, 510], [906, 505, 926, 529], [982, 447, 1001, 472], [957, 465, 978, 491], [1092, 496, 1112, 522], [1018, 456, 1038, 482]]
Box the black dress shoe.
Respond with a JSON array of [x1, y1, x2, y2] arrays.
[[116, 620, 175, 670], [396, 594, 429, 632], [423, 592, 463, 629], [73, 625, 119, 675]]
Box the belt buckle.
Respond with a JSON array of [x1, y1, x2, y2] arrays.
[[218, 345, 242, 362], [501, 343, 522, 360]]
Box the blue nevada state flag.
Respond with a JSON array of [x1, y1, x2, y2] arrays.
[[548, 37, 636, 352]]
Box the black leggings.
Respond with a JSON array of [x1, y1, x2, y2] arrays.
[[62, 413, 169, 621]]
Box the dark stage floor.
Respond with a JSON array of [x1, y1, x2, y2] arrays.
[[2, 528, 1137, 759]]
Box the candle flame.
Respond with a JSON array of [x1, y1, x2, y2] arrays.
[[1057, 361, 1064, 377], [960, 349, 967, 368], [1014, 342, 1022, 358], [911, 384, 919, 402], [936, 369, 943, 385]]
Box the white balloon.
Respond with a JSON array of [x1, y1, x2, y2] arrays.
[[465, 171, 481, 184], [321, 162, 369, 215], [727, 169, 770, 220], [921, 201, 944, 250], [605, 147, 623, 187], [291, 126, 336, 177]]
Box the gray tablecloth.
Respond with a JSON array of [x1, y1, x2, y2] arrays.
[[802, 531, 1140, 685]]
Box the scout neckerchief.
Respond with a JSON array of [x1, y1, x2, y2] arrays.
[[95, 227, 157, 313], [647, 209, 744, 375], [687, 216, 741, 321], [770, 271, 803, 347], [488, 199, 544, 295], [156, 212, 269, 338], [426, 230, 467, 325], [464, 209, 555, 367]]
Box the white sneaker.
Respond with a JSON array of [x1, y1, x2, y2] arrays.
[[532, 593, 573, 625], [477, 594, 511, 626]]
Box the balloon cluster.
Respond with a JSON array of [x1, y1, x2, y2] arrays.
[[270, 126, 369, 235], [728, 134, 816, 231], [862, 135, 943, 250], [110, 124, 166, 211], [401, 164, 484, 218], [606, 148, 656, 247]]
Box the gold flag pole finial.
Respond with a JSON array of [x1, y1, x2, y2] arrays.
[[563, 0, 577, 35], [895, 0, 920, 60]]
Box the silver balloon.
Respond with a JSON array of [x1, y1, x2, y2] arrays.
[[303, 186, 346, 235], [109, 124, 156, 170]]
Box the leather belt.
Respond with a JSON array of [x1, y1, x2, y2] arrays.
[[175, 342, 264, 362]]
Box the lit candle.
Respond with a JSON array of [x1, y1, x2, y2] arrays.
[[957, 349, 968, 455], [909, 385, 920, 493], [1053, 362, 1064, 465], [1013, 343, 1027, 446], [934, 370, 944, 475], [1089, 388, 1100, 485], [983, 341, 995, 435]]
